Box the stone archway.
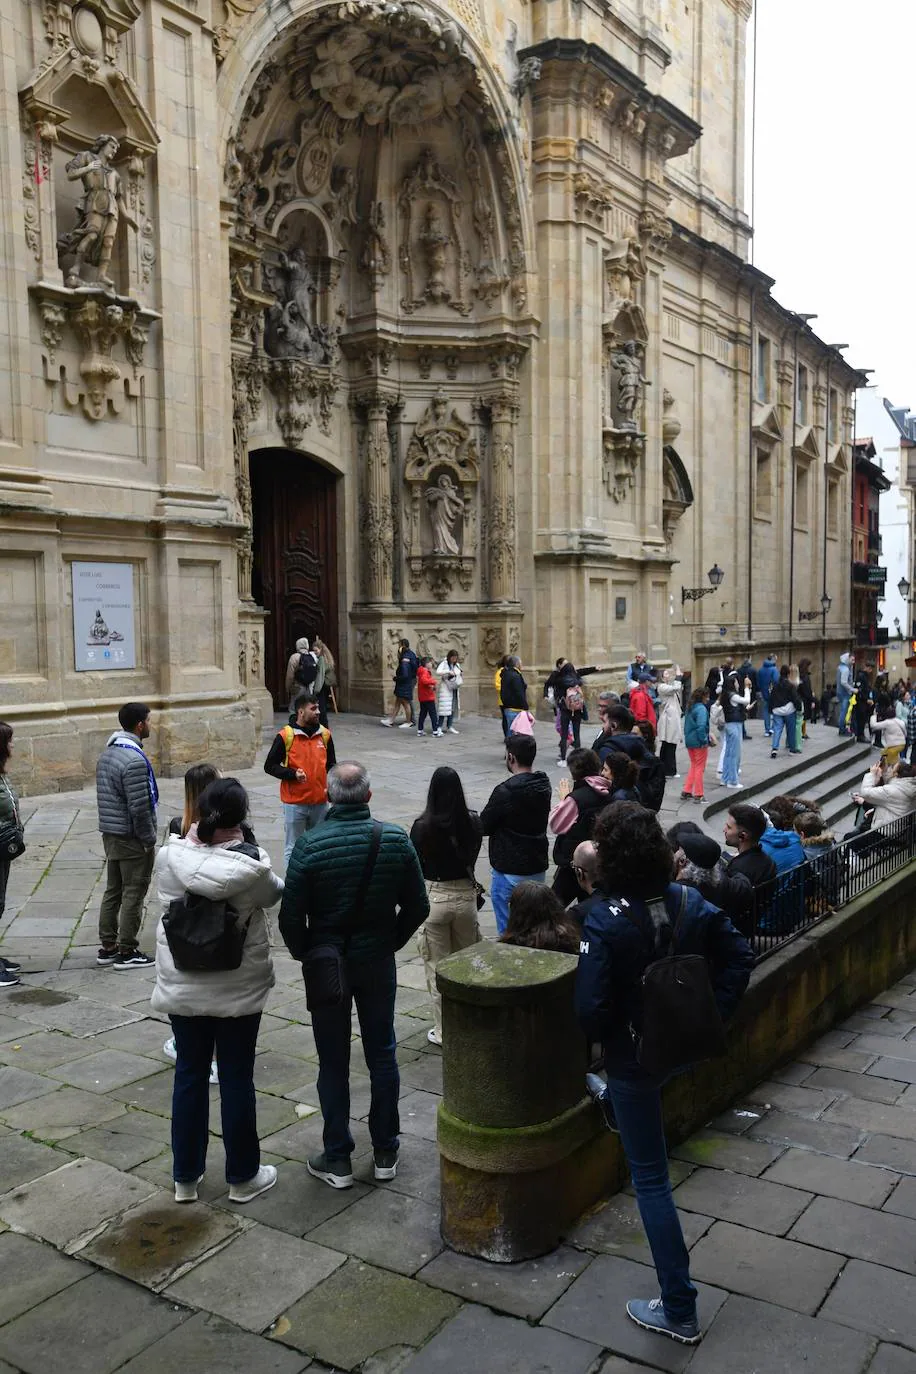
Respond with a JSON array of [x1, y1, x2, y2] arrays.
[[223, 1, 534, 712]]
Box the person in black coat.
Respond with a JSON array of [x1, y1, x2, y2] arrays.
[[549, 749, 612, 904]]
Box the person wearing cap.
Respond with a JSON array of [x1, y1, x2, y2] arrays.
[[670, 827, 754, 925]]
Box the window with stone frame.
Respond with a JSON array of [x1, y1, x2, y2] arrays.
[[755, 447, 773, 520]]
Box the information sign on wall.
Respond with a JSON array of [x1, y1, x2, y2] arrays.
[[72, 562, 136, 671]]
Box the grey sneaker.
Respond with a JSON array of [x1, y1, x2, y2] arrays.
[[626, 1298, 700, 1345], [228, 1164, 277, 1203], [374, 1149, 399, 1180], [585, 1072, 618, 1133], [307, 1153, 353, 1189]]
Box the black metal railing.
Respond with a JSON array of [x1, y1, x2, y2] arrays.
[[747, 811, 916, 961]]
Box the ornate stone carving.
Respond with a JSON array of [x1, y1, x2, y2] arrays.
[[122, 307, 148, 376], [359, 202, 391, 292], [418, 627, 471, 667], [603, 429, 644, 503], [513, 57, 542, 100], [42, 0, 140, 60], [482, 391, 519, 602], [39, 301, 67, 362], [250, 630, 261, 679], [238, 629, 247, 685], [481, 622, 520, 667], [263, 248, 338, 365], [212, 0, 258, 64], [574, 171, 613, 225], [611, 341, 647, 431], [22, 138, 42, 261], [57, 136, 138, 291], [638, 208, 672, 255], [460, 112, 507, 306], [403, 391, 478, 600], [662, 388, 682, 445], [267, 358, 339, 446], [353, 391, 398, 602], [355, 627, 380, 674], [399, 150, 470, 316], [70, 297, 124, 420]]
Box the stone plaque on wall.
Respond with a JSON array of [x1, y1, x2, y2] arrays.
[[72, 561, 136, 671]]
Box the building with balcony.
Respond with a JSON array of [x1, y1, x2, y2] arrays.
[[852, 438, 891, 664]]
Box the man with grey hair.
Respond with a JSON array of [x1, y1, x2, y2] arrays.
[[279, 761, 428, 1191]]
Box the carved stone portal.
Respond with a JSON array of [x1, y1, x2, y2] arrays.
[[405, 391, 479, 599]]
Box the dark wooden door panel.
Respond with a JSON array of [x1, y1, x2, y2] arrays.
[[250, 449, 339, 709]]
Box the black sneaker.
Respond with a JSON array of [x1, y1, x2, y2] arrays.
[[0, 968, 21, 989], [586, 1072, 619, 1133], [307, 1152, 354, 1190], [0, 956, 21, 973], [374, 1149, 399, 1181], [112, 949, 154, 970], [97, 946, 119, 966]]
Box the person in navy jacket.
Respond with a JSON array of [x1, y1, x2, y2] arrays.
[[575, 800, 753, 1348]]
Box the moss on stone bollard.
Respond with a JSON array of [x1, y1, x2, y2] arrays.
[[436, 941, 620, 1260]]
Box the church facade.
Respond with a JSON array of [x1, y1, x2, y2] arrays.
[[0, 0, 864, 790]]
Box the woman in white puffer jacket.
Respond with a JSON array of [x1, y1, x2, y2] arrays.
[[436, 651, 463, 733], [152, 777, 283, 1206]]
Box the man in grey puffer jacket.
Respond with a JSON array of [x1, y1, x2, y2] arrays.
[[96, 702, 158, 969]]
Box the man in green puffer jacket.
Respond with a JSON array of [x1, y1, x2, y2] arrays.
[[279, 760, 428, 1192]]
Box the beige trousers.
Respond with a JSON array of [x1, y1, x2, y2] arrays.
[[417, 878, 480, 1035]]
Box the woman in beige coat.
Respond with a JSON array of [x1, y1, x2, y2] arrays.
[[656, 667, 684, 779]]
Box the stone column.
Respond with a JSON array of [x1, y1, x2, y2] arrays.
[[356, 389, 396, 603], [436, 942, 621, 1261], [485, 390, 519, 603]]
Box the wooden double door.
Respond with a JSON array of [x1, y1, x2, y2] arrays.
[[250, 448, 339, 709]]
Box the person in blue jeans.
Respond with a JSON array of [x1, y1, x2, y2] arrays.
[[575, 801, 753, 1347], [480, 733, 552, 934], [757, 654, 779, 736], [720, 671, 751, 787], [278, 761, 429, 1189]]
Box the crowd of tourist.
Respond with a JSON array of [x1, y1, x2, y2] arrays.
[[2, 641, 916, 1349]]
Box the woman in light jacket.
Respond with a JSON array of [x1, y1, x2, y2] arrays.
[[655, 667, 683, 778], [853, 759, 916, 829], [870, 703, 906, 769], [152, 777, 284, 1205], [436, 651, 463, 734]]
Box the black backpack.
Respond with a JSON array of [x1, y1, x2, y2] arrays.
[[637, 754, 667, 812], [621, 887, 727, 1077], [163, 843, 260, 972], [294, 652, 316, 688]]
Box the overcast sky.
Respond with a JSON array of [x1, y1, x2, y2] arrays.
[[749, 0, 916, 409]]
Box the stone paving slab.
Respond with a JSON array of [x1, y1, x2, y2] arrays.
[[790, 1194, 916, 1274], [854, 1132, 916, 1174], [352, 1135, 442, 1205], [0, 1064, 61, 1110], [761, 1147, 899, 1207], [116, 1310, 314, 1374], [805, 1065, 907, 1104], [688, 1219, 844, 1314], [825, 1097, 916, 1141], [0, 1084, 127, 1139], [566, 1192, 713, 1261], [0, 1029, 99, 1071], [820, 1259, 916, 1351], [870, 1057, 916, 1084], [416, 1243, 591, 1320], [850, 1034, 916, 1061], [0, 1132, 66, 1192], [47, 1047, 164, 1092], [59, 1122, 167, 1170], [0, 1269, 188, 1374], [0, 1157, 156, 1249], [686, 1294, 876, 1374], [0, 1014, 39, 1044], [306, 1187, 444, 1276], [401, 1302, 603, 1373], [542, 1254, 727, 1373], [269, 1258, 461, 1371], [669, 1130, 784, 1176], [744, 1079, 839, 1118], [0, 1232, 91, 1326], [166, 1224, 346, 1332], [77, 1190, 244, 1290], [209, 1158, 371, 1235], [671, 1167, 813, 1236], [884, 1178, 916, 1220], [747, 1109, 864, 1157], [869, 1345, 916, 1373]]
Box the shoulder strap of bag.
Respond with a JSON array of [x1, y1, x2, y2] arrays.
[[341, 820, 383, 953], [280, 725, 295, 767], [615, 886, 685, 958], [2, 778, 20, 829]]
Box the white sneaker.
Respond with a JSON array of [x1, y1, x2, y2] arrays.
[[379, 718, 393, 727], [427, 1027, 442, 1046], [448, 727, 459, 735], [417, 731, 424, 738], [556, 758, 567, 767], [398, 721, 413, 729], [228, 1164, 278, 1203], [433, 729, 443, 737], [174, 1174, 204, 1204], [163, 1036, 217, 1084]]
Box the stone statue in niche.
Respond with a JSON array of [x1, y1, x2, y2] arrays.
[[263, 246, 336, 364], [420, 202, 451, 304], [58, 136, 137, 291], [612, 341, 647, 430], [426, 474, 464, 555]]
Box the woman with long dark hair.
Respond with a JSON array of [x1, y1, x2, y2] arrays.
[[549, 748, 611, 904], [410, 766, 482, 1045], [499, 881, 580, 953], [0, 723, 23, 987], [152, 778, 284, 1204], [575, 801, 753, 1347]]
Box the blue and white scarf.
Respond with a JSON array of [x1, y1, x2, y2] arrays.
[[111, 737, 159, 811]]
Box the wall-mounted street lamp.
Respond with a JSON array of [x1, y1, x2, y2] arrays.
[[682, 563, 725, 605], [798, 593, 832, 622], [899, 577, 911, 600]]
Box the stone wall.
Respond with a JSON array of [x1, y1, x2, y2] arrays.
[[438, 863, 916, 1259]]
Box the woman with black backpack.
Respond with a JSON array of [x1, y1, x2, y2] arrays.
[[574, 801, 753, 1348], [151, 778, 284, 1205]]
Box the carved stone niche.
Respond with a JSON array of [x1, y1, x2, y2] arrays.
[[399, 150, 471, 317], [404, 391, 479, 600], [602, 429, 644, 504], [262, 210, 339, 367]]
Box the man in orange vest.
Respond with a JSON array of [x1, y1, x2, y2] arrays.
[[264, 692, 336, 864]]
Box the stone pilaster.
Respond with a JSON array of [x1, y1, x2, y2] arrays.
[[484, 389, 519, 603], [355, 388, 398, 604]]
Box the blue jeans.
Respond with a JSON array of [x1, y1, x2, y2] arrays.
[[491, 869, 547, 935], [770, 710, 796, 752], [837, 689, 851, 733], [169, 1013, 261, 1184], [283, 800, 328, 865], [606, 1074, 697, 1324], [762, 693, 772, 733], [417, 701, 439, 733], [310, 955, 400, 1160], [721, 722, 742, 785]]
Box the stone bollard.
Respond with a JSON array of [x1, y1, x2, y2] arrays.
[[436, 941, 622, 1262]]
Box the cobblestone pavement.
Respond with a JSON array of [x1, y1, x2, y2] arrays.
[[0, 712, 906, 1372]]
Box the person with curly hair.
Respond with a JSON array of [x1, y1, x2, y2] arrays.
[[574, 801, 753, 1348]]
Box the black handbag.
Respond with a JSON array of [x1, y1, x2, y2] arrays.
[[163, 843, 260, 972], [0, 780, 25, 861], [303, 821, 383, 1012], [622, 886, 727, 1078]]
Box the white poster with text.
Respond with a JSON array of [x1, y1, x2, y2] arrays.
[[72, 562, 136, 671]]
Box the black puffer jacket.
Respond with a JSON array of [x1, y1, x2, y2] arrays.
[[481, 770, 552, 874], [501, 667, 529, 711]]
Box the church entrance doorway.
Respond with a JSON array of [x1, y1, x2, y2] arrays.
[[250, 448, 339, 710]]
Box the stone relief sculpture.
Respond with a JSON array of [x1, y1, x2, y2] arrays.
[[263, 247, 337, 364], [426, 474, 464, 555], [359, 202, 391, 292], [399, 150, 470, 315], [612, 341, 647, 430], [58, 136, 137, 290], [420, 203, 452, 304]]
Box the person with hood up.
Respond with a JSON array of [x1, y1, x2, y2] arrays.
[[629, 673, 657, 728], [852, 758, 916, 829], [656, 667, 683, 778], [264, 693, 336, 864], [759, 796, 806, 872], [152, 777, 284, 1205], [757, 654, 779, 736], [550, 748, 611, 903], [836, 652, 854, 736], [481, 733, 552, 934], [285, 637, 316, 712]]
